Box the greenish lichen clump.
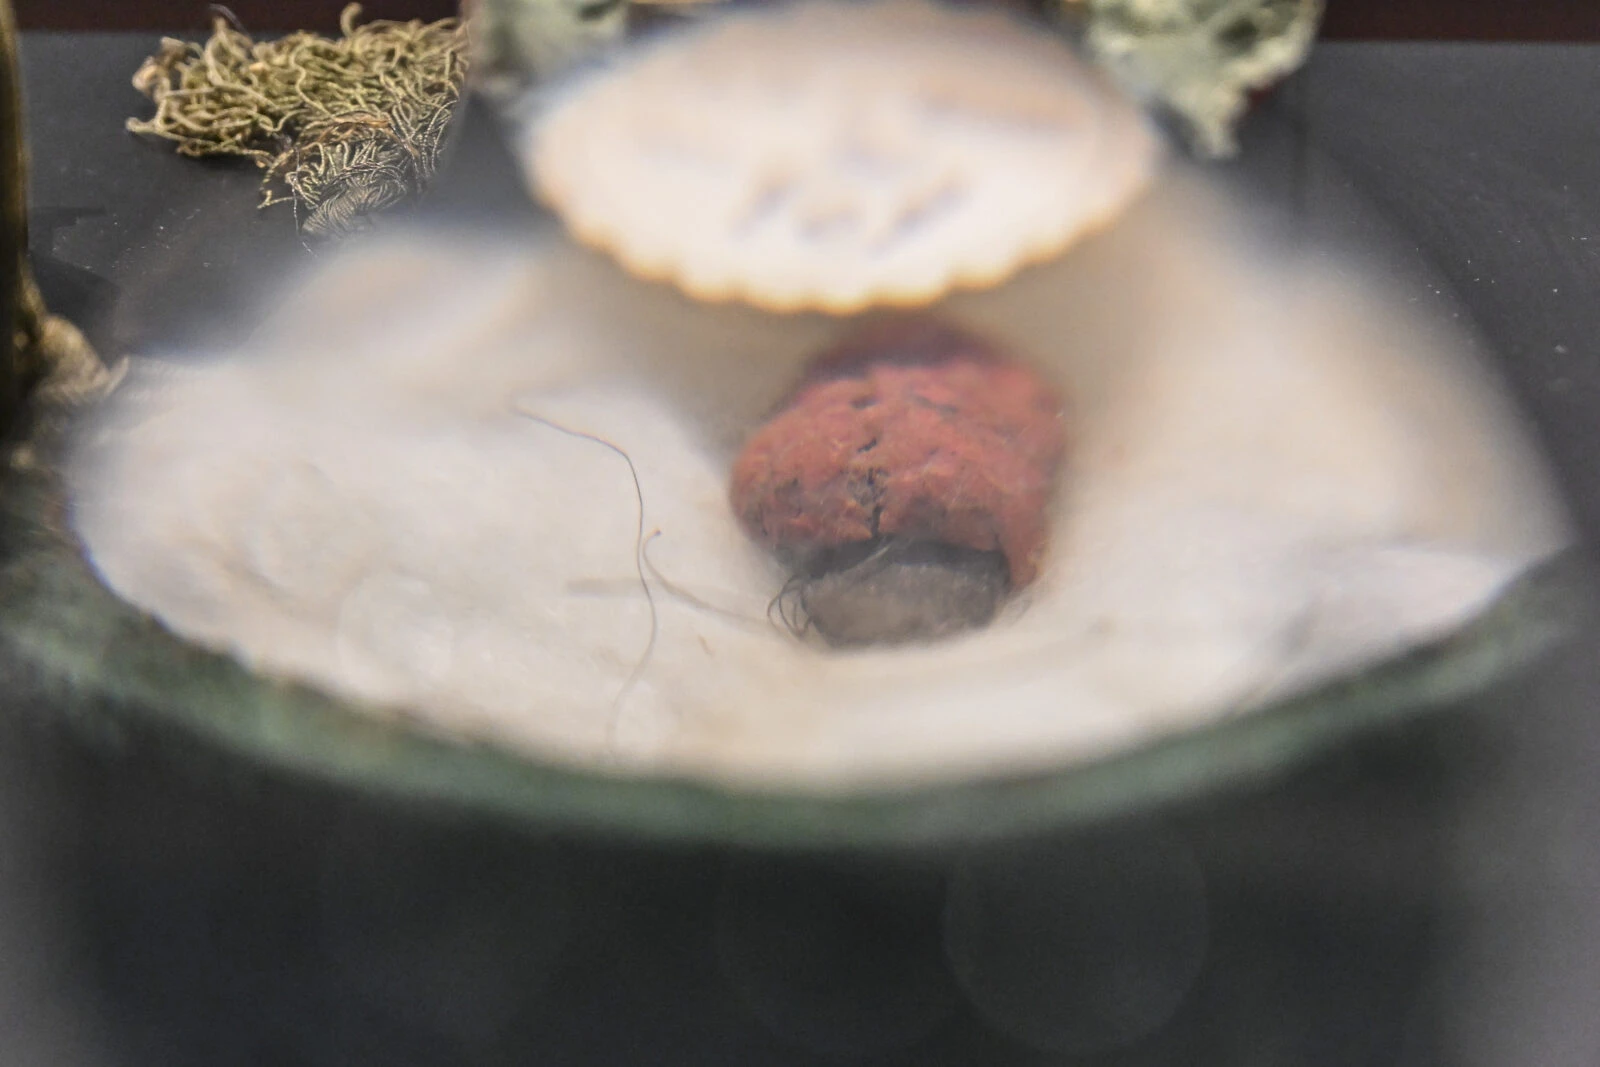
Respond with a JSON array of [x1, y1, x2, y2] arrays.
[[1076, 0, 1322, 156]]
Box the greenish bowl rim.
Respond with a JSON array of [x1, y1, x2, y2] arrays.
[[1, 457, 1587, 850]]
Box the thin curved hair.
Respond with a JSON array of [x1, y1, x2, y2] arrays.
[[510, 400, 657, 754]]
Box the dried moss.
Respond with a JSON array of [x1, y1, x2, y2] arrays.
[[127, 4, 468, 240]]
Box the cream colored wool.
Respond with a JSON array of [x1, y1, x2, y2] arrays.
[[69, 179, 1567, 791]]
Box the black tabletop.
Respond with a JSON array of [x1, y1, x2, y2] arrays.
[[5, 32, 1600, 1067]]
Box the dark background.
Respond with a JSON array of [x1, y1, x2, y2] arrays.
[[12, 0, 1600, 39]]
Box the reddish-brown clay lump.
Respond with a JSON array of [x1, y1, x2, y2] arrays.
[[730, 317, 1066, 588]]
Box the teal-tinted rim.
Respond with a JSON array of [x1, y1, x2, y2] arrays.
[[0, 458, 1587, 850]]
